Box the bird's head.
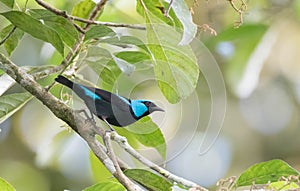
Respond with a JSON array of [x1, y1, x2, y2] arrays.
[[130, 100, 164, 118], [143, 100, 165, 113]]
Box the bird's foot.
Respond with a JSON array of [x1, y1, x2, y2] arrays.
[[85, 118, 96, 124], [75, 109, 96, 124], [104, 130, 111, 135], [104, 127, 115, 134]]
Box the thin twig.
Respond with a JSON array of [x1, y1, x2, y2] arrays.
[[34, 0, 144, 86], [0, 52, 209, 190], [90, 21, 145, 30], [0, 53, 143, 191], [164, 0, 174, 18], [110, 132, 209, 191], [73, 23, 86, 34], [35, 0, 90, 91], [198, 24, 217, 36], [0, 26, 16, 46], [103, 132, 144, 190], [35, 0, 66, 16], [84, 0, 108, 29], [228, 0, 247, 28], [35, 0, 145, 30], [35, 0, 85, 32], [104, 132, 123, 173]]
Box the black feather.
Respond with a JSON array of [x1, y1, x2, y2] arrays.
[[55, 75, 164, 127]]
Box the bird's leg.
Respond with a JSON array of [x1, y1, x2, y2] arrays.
[[75, 109, 95, 123], [88, 108, 95, 122], [102, 117, 115, 132]]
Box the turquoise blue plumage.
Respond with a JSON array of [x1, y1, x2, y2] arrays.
[[55, 75, 164, 127]]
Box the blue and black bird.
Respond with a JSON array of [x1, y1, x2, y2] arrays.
[[55, 75, 164, 129]]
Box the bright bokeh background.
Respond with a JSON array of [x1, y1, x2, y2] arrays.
[[1, 0, 300, 190]]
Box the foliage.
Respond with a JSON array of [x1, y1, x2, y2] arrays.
[[0, 177, 16, 191], [83, 181, 125, 191], [0, 0, 300, 190], [236, 159, 299, 187], [0, 92, 32, 124], [124, 169, 173, 191], [0, 0, 197, 189]]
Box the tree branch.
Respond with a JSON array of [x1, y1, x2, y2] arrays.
[[103, 131, 145, 190], [0, 53, 209, 190], [228, 0, 247, 28], [0, 53, 143, 191], [34, 0, 144, 89], [35, 0, 145, 30], [85, 0, 108, 29], [110, 132, 209, 191]]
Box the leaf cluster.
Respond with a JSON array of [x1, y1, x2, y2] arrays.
[[0, 0, 198, 190]]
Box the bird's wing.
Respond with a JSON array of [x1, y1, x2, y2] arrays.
[[84, 86, 131, 111]]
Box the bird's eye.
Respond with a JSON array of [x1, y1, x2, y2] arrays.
[[145, 101, 151, 107]]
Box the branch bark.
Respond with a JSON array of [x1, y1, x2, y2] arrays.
[[0, 53, 209, 190], [0, 53, 143, 191], [111, 132, 209, 191], [1, 2, 209, 190], [35, 0, 145, 30]]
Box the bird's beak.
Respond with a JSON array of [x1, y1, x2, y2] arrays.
[[150, 105, 165, 113]]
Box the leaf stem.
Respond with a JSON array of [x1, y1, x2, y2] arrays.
[[164, 0, 174, 18], [0, 26, 16, 46]]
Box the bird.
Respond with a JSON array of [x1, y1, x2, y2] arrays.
[[55, 75, 164, 130]]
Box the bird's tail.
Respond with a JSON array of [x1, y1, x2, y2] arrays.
[[55, 75, 74, 89]]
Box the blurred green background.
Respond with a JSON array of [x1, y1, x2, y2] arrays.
[[1, 0, 300, 190]]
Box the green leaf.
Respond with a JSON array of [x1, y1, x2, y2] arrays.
[[99, 36, 149, 52], [85, 46, 118, 90], [28, 9, 54, 18], [170, 0, 197, 45], [29, 9, 79, 47], [139, 3, 199, 103], [84, 25, 116, 41], [111, 54, 135, 75], [124, 169, 172, 191], [85, 47, 151, 91], [86, 47, 149, 91], [0, 92, 32, 124], [115, 51, 152, 71], [115, 51, 151, 64], [127, 116, 166, 159], [72, 0, 96, 27], [85, 45, 112, 61], [267, 181, 299, 190], [41, 16, 79, 47], [0, 177, 16, 191], [0, 24, 24, 55], [236, 159, 299, 187], [136, 0, 173, 26], [89, 151, 112, 182], [83, 181, 125, 191], [0, 0, 14, 8], [0, 11, 64, 55]]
